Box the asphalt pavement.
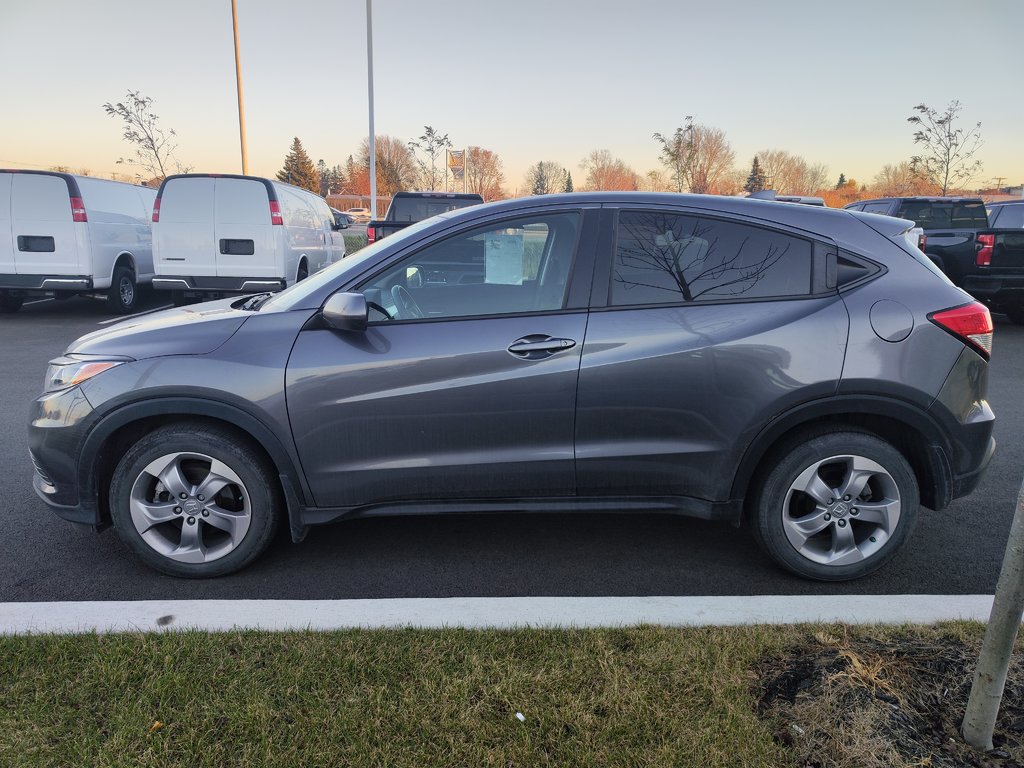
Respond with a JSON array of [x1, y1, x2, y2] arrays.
[[1, 292, 1021, 601]]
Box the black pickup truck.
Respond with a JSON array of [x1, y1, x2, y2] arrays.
[[367, 191, 483, 244], [846, 197, 1024, 323]]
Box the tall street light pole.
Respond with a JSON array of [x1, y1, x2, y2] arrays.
[[366, 0, 376, 215], [231, 0, 249, 174]]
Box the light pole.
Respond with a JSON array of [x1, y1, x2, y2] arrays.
[[366, 0, 376, 216], [230, 0, 249, 174]]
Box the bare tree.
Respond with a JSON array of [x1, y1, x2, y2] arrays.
[[641, 169, 674, 192], [407, 125, 452, 191], [524, 161, 566, 196], [580, 149, 641, 191], [102, 90, 191, 182], [359, 135, 417, 198], [908, 101, 983, 195], [871, 161, 940, 197], [465, 146, 506, 200], [755, 149, 829, 194], [688, 126, 736, 194]]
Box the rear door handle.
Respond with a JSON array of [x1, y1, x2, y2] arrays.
[[507, 335, 576, 358]]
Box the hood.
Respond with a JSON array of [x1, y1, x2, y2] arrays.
[[66, 298, 250, 359]]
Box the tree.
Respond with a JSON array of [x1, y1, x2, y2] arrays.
[[317, 159, 332, 197], [524, 161, 565, 196], [464, 146, 506, 200], [564, 171, 574, 193], [359, 135, 417, 198], [745, 156, 766, 193], [580, 149, 640, 191], [653, 117, 695, 193], [408, 126, 452, 191], [871, 161, 940, 197], [687, 126, 736, 194], [836, 173, 847, 189], [907, 100, 984, 195], [277, 138, 319, 193], [343, 155, 360, 194], [755, 149, 828, 194], [642, 169, 673, 192], [102, 89, 191, 182]]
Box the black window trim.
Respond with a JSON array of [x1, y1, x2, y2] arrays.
[[590, 205, 835, 312], [355, 207, 597, 326]]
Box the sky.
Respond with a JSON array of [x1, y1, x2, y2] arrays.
[[2, 0, 1022, 193]]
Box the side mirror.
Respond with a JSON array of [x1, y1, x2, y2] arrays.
[[332, 218, 348, 231], [322, 292, 368, 332]]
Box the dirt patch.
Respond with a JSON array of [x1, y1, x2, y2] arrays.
[[758, 629, 1024, 768]]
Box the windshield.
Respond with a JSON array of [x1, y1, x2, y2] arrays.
[[259, 215, 443, 312]]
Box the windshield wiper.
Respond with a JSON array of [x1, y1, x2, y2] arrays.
[[240, 292, 273, 311]]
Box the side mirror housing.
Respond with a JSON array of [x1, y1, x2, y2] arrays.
[[322, 292, 368, 332]]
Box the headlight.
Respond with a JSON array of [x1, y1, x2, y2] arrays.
[[44, 356, 129, 393]]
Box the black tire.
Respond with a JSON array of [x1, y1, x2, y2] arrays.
[[751, 430, 918, 581], [1004, 305, 1024, 326], [109, 422, 281, 578], [107, 265, 138, 314], [0, 295, 24, 313], [296, 261, 309, 282]]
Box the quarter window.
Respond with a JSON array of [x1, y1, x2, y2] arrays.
[[611, 211, 813, 306], [360, 212, 580, 321]]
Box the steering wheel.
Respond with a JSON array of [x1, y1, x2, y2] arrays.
[[391, 284, 425, 320]]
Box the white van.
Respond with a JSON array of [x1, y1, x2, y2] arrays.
[[0, 170, 156, 313], [152, 174, 346, 303]]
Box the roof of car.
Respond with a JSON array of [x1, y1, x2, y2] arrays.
[[988, 199, 1024, 207], [854, 196, 985, 204]]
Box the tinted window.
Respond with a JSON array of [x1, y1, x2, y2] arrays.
[[990, 204, 1024, 229], [897, 201, 988, 229], [611, 211, 812, 306], [862, 202, 892, 214], [387, 196, 482, 222], [360, 212, 580, 321]]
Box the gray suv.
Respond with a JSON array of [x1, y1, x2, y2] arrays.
[[29, 193, 996, 580]]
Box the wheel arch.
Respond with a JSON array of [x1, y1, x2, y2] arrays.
[[732, 395, 953, 512], [111, 251, 136, 280], [81, 397, 309, 540]]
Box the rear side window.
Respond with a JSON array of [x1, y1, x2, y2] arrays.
[[611, 210, 813, 306], [990, 205, 1024, 229], [216, 179, 270, 225], [159, 178, 215, 223], [862, 202, 892, 215], [12, 174, 71, 222], [897, 201, 988, 229]]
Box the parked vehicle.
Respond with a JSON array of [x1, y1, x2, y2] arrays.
[[986, 200, 1024, 229], [366, 191, 483, 243], [330, 208, 355, 228], [344, 207, 372, 223], [962, 227, 1024, 323], [152, 174, 345, 304], [30, 193, 995, 581], [0, 169, 156, 313]]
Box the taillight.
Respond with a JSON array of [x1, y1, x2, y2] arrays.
[[367, 226, 377, 244], [917, 233, 927, 251], [269, 200, 283, 225], [69, 196, 87, 223], [976, 234, 994, 267], [151, 196, 162, 222], [929, 302, 993, 359]]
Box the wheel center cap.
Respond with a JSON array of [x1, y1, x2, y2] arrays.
[[831, 501, 849, 519], [182, 498, 202, 516]]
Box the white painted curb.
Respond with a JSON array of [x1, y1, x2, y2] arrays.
[[0, 595, 1000, 635]]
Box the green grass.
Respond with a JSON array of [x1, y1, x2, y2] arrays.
[[0, 623, 1014, 767]]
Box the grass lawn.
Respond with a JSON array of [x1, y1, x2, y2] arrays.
[[1, 623, 1020, 767]]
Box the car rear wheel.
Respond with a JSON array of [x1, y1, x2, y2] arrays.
[[752, 430, 918, 581], [109, 423, 281, 577], [107, 265, 138, 314]]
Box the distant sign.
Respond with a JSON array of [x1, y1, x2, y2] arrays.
[[447, 149, 464, 169]]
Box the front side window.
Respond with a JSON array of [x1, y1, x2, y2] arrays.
[[862, 202, 892, 214], [360, 212, 580, 322], [611, 210, 813, 306]]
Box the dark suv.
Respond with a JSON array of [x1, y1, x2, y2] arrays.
[[29, 193, 995, 581]]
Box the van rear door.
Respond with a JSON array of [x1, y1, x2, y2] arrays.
[[0, 174, 14, 274], [156, 177, 215, 277], [214, 178, 277, 278], [10, 173, 80, 275]]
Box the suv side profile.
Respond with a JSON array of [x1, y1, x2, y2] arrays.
[[29, 193, 995, 581]]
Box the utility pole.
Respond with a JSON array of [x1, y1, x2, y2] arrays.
[[366, 0, 376, 217], [230, 0, 249, 174]]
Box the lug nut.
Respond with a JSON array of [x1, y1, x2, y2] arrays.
[[869, 536, 877, 543], [843, 495, 851, 501], [828, 498, 834, 505], [186, 516, 195, 525], [173, 506, 182, 514], [201, 510, 209, 517], [198, 494, 205, 501], [851, 508, 859, 516], [179, 492, 187, 499], [824, 513, 832, 521], [837, 519, 847, 528]]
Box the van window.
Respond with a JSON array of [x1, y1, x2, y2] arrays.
[[216, 179, 271, 225], [160, 178, 215, 223], [12, 174, 71, 222]]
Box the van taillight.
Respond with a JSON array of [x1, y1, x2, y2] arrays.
[[269, 200, 283, 225], [367, 226, 377, 244], [918, 233, 927, 251], [929, 302, 993, 360], [151, 197, 161, 222], [976, 234, 994, 266], [69, 196, 87, 223]]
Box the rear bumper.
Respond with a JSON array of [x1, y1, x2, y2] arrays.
[[961, 274, 1024, 305], [0, 273, 93, 291], [153, 275, 285, 294]]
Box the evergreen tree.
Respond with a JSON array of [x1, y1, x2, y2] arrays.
[[530, 163, 549, 196], [835, 172, 847, 189], [277, 138, 319, 193], [317, 159, 331, 196], [564, 170, 574, 193], [744, 156, 766, 193]]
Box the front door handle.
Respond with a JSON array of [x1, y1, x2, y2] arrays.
[[507, 335, 576, 358]]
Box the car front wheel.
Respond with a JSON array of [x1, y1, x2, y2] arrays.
[[109, 423, 281, 577], [752, 430, 918, 581]]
